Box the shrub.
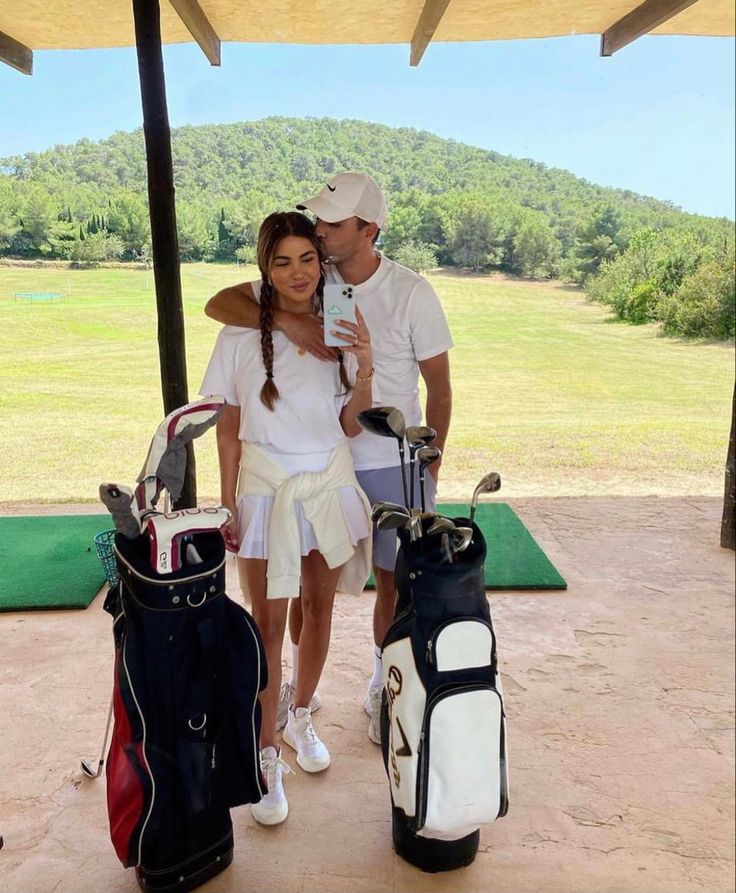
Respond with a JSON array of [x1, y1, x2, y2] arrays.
[[68, 231, 125, 263], [626, 280, 659, 324], [391, 239, 438, 273], [234, 245, 257, 265], [659, 259, 735, 339]]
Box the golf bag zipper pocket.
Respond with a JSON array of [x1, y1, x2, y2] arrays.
[[415, 683, 506, 839], [425, 617, 496, 672]]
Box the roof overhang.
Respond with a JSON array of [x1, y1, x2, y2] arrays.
[[2, 0, 734, 75]]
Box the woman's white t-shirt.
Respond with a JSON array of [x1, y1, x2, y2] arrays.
[[201, 326, 353, 459]]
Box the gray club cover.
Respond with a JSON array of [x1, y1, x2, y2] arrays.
[[99, 483, 141, 540], [137, 397, 226, 506], [154, 411, 223, 501]]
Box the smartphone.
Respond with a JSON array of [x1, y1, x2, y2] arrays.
[[323, 284, 357, 347]]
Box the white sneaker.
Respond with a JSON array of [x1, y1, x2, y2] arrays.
[[251, 746, 293, 826], [364, 686, 383, 745], [276, 682, 322, 731], [282, 706, 331, 772]]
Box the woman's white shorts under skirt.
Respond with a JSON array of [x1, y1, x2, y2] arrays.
[[236, 487, 370, 560]]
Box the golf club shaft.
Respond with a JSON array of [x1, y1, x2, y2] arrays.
[[82, 691, 114, 778], [409, 450, 415, 510], [398, 444, 409, 509]]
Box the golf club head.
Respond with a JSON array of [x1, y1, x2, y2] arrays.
[[80, 758, 104, 779], [426, 516, 455, 537], [376, 511, 412, 532], [416, 445, 442, 468], [451, 527, 474, 554], [473, 471, 502, 500], [357, 406, 406, 441], [440, 531, 454, 564], [371, 501, 410, 522], [409, 514, 424, 541], [405, 425, 437, 448], [470, 471, 502, 520]]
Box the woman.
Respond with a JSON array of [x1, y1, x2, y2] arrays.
[[201, 212, 375, 827]]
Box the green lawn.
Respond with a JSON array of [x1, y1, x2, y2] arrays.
[[0, 263, 732, 504]]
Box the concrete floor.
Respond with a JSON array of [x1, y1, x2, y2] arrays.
[[0, 497, 734, 893]]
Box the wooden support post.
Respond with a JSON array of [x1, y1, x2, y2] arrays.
[[132, 0, 196, 508]]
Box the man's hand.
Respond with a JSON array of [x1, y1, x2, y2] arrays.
[[277, 310, 338, 362]]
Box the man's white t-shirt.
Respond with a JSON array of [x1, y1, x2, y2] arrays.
[[251, 255, 453, 471]]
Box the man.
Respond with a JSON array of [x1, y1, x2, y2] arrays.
[[205, 172, 453, 743]]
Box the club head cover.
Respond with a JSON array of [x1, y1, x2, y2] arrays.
[[136, 396, 226, 509], [99, 483, 142, 540], [143, 506, 232, 575]]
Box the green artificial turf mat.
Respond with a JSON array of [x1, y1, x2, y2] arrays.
[[0, 514, 112, 611], [365, 502, 566, 590]]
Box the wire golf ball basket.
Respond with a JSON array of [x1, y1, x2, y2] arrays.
[[94, 529, 119, 587]]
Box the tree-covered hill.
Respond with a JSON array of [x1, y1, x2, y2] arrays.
[[1, 117, 732, 327]]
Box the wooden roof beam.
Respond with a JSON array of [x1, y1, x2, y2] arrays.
[[410, 0, 453, 67], [0, 29, 32, 75], [167, 0, 221, 65], [601, 0, 698, 56]]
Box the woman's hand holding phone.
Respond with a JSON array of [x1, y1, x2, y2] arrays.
[[333, 306, 372, 379]]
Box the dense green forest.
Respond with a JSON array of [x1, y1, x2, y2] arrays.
[[1, 117, 733, 337]]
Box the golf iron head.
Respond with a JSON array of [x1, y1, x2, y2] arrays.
[[376, 510, 412, 532], [470, 471, 502, 521], [371, 501, 410, 523], [416, 445, 442, 512]]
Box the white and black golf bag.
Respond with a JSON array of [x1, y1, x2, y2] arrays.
[[380, 515, 509, 872]]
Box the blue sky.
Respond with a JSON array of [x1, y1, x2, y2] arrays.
[[1, 35, 734, 218]]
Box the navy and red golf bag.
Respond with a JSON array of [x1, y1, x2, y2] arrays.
[[97, 396, 267, 892], [104, 528, 266, 892], [380, 515, 509, 873]]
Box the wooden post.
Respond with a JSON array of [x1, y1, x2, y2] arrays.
[[131, 0, 195, 507], [721, 380, 735, 550]]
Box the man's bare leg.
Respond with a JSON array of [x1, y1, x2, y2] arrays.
[[373, 566, 397, 646], [364, 565, 397, 744]]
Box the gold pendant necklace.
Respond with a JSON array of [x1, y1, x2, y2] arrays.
[[297, 347, 306, 357]]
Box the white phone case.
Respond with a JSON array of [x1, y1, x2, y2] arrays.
[[323, 284, 356, 347]]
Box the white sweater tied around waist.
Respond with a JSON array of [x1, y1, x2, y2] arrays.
[[237, 441, 372, 599]]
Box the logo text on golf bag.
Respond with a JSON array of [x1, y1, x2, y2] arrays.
[[387, 665, 411, 788]]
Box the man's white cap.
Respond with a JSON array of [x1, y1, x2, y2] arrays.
[[297, 172, 388, 229]]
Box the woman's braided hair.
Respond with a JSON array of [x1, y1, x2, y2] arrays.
[[256, 211, 351, 410]]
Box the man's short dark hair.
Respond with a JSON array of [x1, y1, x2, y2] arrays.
[[356, 217, 380, 245]]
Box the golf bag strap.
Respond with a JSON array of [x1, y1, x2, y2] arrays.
[[144, 507, 231, 575]]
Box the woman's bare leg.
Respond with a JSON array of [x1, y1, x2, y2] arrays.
[[293, 551, 341, 709], [239, 556, 288, 749]]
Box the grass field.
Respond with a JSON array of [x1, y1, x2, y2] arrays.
[[0, 262, 732, 504]]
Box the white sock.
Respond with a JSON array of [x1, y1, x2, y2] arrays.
[[369, 645, 383, 690], [288, 642, 299, 689]]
